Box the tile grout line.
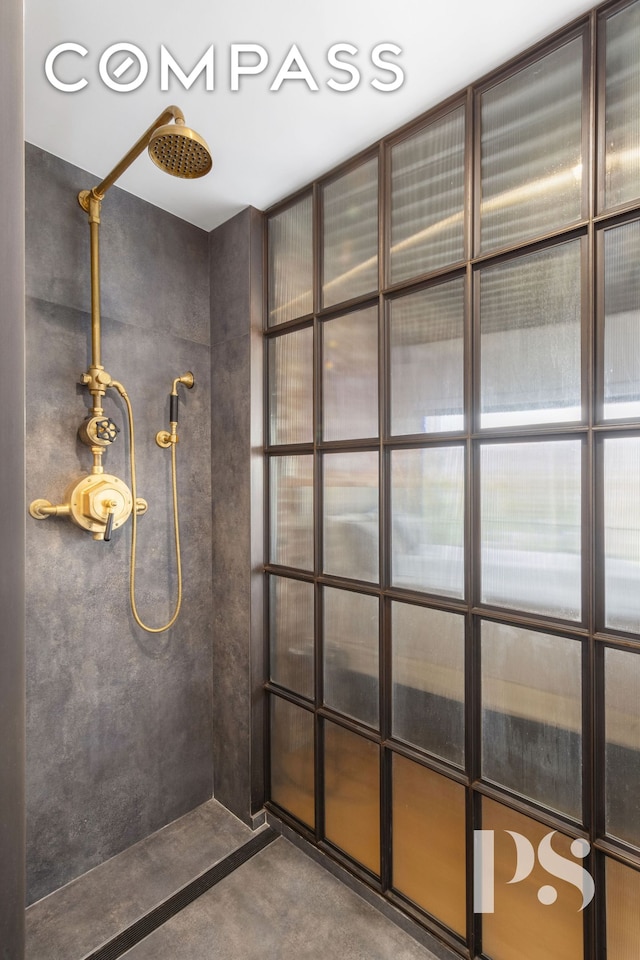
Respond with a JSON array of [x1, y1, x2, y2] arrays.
[[79, 828, 278, 960]]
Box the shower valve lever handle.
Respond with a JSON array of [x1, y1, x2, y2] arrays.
[[103, 501, 117, 542]]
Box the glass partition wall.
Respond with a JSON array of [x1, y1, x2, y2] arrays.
[[264, 2, 640, 957]]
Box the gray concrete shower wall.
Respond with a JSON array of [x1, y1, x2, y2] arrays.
[[25, 144, 214, 904], [210, 208, 265, 825], [0, 0, 25, 953]]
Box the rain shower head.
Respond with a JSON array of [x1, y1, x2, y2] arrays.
[[148, 121, 212, 179], [79, 106, 212, 205]]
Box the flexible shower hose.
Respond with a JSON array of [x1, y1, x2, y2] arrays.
[[111, 380, 183, 633]]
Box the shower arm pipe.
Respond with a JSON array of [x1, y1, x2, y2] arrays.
[[77, 105, 186, 414]]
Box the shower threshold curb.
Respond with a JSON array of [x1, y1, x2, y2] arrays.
[[79, 826, 278, 960]]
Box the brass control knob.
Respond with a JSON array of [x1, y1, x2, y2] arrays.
[[79, 416, 119, 448], [64, 474, 133, 540]]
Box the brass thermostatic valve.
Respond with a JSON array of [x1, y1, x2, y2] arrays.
[[29, 475, 148, 541]]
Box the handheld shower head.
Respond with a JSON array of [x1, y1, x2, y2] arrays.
[[148, 121, 212, 179]]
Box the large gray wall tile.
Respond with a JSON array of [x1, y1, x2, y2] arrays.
[[210, 208, 264, 824], [25, 143, 213, 904]]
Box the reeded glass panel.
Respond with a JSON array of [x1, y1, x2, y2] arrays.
[[392, 755, 466, 935], [480, 241, 582, 427], [480, 37, 583, 252], [605, 647, 640, 846], [323, 306, 378, 441], [606, 858, 640, 959], [604, 0, 640, 210], [269, 576, 314, 699], [603, 220, 640, 419], [392, 603, 464, 765], [391, 446, 464, 599], [390, 106, 465, 283], [480, 441, 582, 620], [268, 196, 313, 325], [481, 621, 582, 819], [270, 455, 314, 570], [270, 696, 315, 828], [324, 588, 379, 728], [481, 799, 585, 960], [269, 327, 313, 445], [322, 157, 378, 308], [324, 722, 379, 874], [390, 278, 465, 436], [604, 438, 640, 633], [323, 451, 379, 583]]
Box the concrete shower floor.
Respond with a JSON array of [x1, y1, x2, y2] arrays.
[[25, 800, 451, 960]]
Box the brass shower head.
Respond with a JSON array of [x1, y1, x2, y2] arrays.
[[148, 121, 212, 179]]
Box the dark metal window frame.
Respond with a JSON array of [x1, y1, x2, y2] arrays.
[[263, 2, 640, 957]]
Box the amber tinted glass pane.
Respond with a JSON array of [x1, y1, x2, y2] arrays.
[[480, 38, 583, 252], [323, 306, 378, 441], [604, 438, 640, 633], [270, 455, 313, 570], [392, 755, 466, 935], [270, 696, 315, 828], [480, 241, 582, 427], [324, 722, 379, 874], [390, 107, 465, 283], [604, 0, 640, 210], [324, 587, 379, 728], [481, 799, 585, 960], [392, 603, 464, 765], [269, 576, 314, 699], [603, 220, 640, 419], [390, 278, 464, 436], [481, 441, 582, 620], [605, 647, 640, 846], [323, 451, 379, 583], [391, 446, 464, 599], [269, 327, 313, 445], [322, 157, 378, 308], [606, 858, 640, 959], [482, 621, 582, 819], [268, 196, 313, 325]]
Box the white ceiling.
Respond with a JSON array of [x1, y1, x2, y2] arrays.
[[25, 0, 592, 232]]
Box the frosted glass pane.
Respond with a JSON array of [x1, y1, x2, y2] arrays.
[[606, 858, 640, 960], [324, 722, 379, 874], [322, 158, 378, 308], [481, 800, 584, 960], [480, 38, 583, 252], [268, 196, 313, 325], [480, 441, 582, 620], [323, 306, 378, 441], [605, 647, 640, 846], [604, 0, 640, 209], [270, 455, 313, 570], [324, 587, 379, 728], [603, 220, 640, 419], [480, 241, 582, 427], [270, 696, 315, 828], [392, 603, 464, 765], [481, 621, 582, 819], [390, 107, 465, 283], [390, 279, 464, 436], [391, 446, 464, 599], [604, 438, 640, 633], [392, 756, 466, 935], [269, 327, 313, 445], [269, 576, 314, 699], [323, 451, 379, 583]]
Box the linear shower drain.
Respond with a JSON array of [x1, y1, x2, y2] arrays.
[[81, 827, 278, 960]]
